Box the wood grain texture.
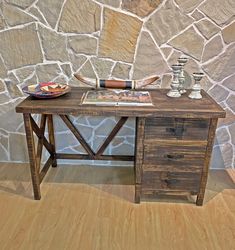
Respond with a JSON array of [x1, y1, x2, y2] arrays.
[[47, 114, 57, 168], [143, 142, 206, 167], [142, 171, 201, 192], [17, 89, 225, 204], [0, 163, 234, 250], [36, 114, 47, 171], [23, 114, 41, 200], [15, 88, 226, 118], [145, 117, 209, 140], [134, 117, 145, 184], [196, 118, 218, 206]]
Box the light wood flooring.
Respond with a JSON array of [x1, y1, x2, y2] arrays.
[[0, 162, 234, 250]]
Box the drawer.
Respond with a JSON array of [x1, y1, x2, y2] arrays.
[[143, 141, 206, 168], [142, 171, 201, 193], [145, 118, 209, 141]]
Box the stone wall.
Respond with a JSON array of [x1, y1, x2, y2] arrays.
[[0, 0, 234, 168]]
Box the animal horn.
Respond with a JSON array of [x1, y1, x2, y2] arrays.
[[74, 73, 160, 89], [135, 76, 160, 88], [74, 74, 96, 87]]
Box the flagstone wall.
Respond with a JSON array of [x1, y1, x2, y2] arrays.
[[0, 0, 234, 168]]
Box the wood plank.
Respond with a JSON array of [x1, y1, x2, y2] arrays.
[[142, 171, 201, 193], [47, 114, 57, 167], [39, 156, 53, 183], [134, 117, 145, 184], [15, 88, 226, 118], [0, 164, 234, 250], [145, 117, 210, 140], [196, 118, 218, 206], [56, 153, 134, 161], [30, 116, 53, 155], [23, 113, 41, 200], [36, 114, 47, 171], [143, 143, 206, 168]]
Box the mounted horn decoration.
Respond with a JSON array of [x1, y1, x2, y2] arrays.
[[74, 73, 160, 89]]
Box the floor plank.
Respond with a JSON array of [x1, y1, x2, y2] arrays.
[[0, 163, 234, 250]]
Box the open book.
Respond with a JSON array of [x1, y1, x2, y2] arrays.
[[81, 89, 153, 106]]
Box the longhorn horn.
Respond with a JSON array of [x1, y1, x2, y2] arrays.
[[74, 73, 97, 87], [74, 74, 159, 89], [135, 76, 160, 89]]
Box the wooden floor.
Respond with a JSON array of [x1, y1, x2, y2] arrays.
[[0, 163, 234, 250]]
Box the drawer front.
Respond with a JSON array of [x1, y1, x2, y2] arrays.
[[143, 142, 206, 168], [142, 171, 201, 193], [145, 118, 209, 141]]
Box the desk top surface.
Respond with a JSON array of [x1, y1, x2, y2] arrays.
[[16, 88, 225, 118]]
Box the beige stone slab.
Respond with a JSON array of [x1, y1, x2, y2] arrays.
[[69, 54, 87, 73], [226, 95, 235, 113], [39, 25, 69, 62], [22, 73, 37, 87], [68, 35, 97, 56], [175, 0, 203, 13], [169, 26, 205, 61], [0, 14, 6, 30], [122, 0, 163, 18], [202, 35, 223, 63], [191, 9, 204, 20], [112, 63, 131, 80], [59, 0, 101, 33], [61, 64, 72, 78], [0, 56, 7, 79], [15, 66, 35, 83], [222, 21, 235, 44], [203, 44, 235, 82], [0, 80, 6, 93], [146, 0, 193, 45], [0, 24, 43, 70], [5, 73, 23, 99], [229, 124, 235, 145], [90, 58, 114, 79], [160, 46, 172, 59], [215, 127, 230, 145], [208, 85, 229, 103], [199, 0, 235, 26], [77, 60, 96, 79], [36, 0, 64, 28], [36, 63, 61, 83], [99, 8, 142, 63], [133, 32, 169, 79], [2, 3, 36, 26], [5, 0, 35, 9], [195, 19, 220, 40], [96, 0, 121, 8], [222, 74, 235, 91], [28, 6, 47, 25]]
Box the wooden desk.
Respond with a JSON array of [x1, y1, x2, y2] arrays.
[[16, 88, 225, 205]]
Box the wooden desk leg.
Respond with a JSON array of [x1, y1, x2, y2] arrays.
[[196, 118, 218, 206], [47, 115, 57, 168], [23, 113, 41, 200], [134, 117, 145, 204]]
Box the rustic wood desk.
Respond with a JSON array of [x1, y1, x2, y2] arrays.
[[16, 88, 225, 205]]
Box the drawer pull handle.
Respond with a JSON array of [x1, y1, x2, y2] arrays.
[[165, 154, 184, 160], [165, 179, 178, 185], [166, 127, 185, 136]]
